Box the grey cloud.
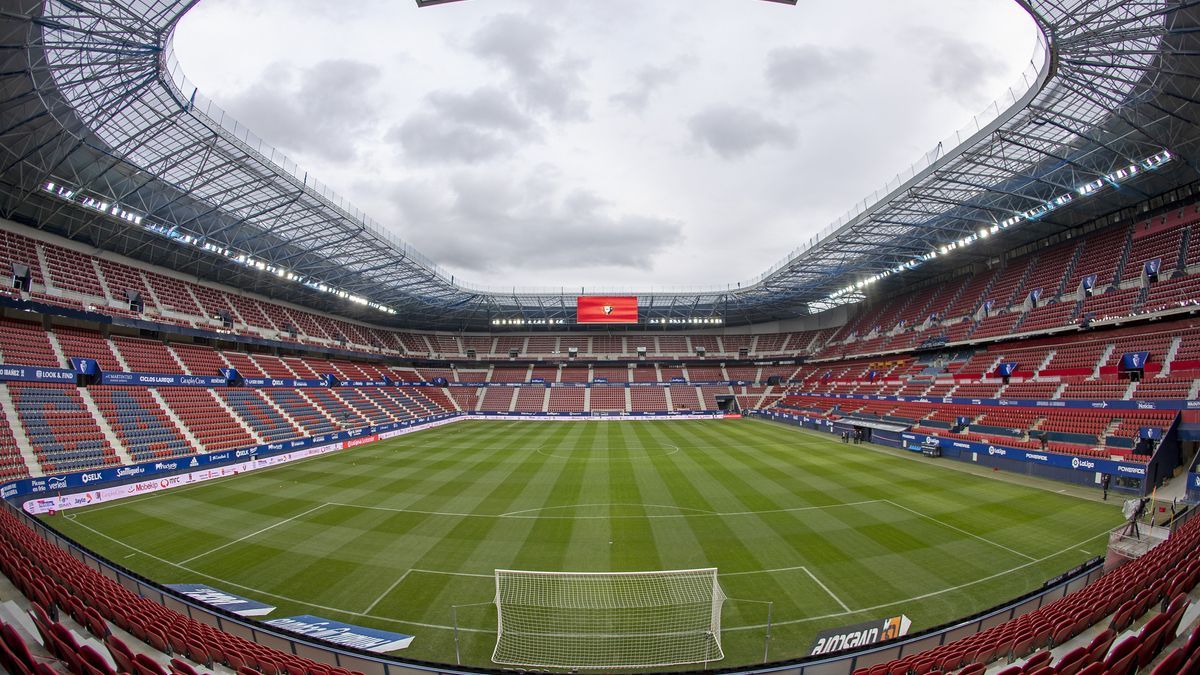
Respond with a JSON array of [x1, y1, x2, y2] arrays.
[[468, 13, 588, 120], [924, 33, 1006, 104], [390, 168, 683, 273], [387, 115, 516, 164], [766, 46, 870, 93], [687, 105, 797, 160], [611, 61, 689, 112], [222, 59, 381, 163], [427, 87, 535, 133], [387, 86, 539, 164]]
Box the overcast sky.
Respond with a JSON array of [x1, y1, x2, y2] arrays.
[[171, 0, 1038, 291]]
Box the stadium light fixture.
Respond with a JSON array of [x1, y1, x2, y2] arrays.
[[823, 149, 1172, 307], [39, 180, 399, 315]]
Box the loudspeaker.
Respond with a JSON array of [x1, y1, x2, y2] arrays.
[[10, 263, 31, 292]]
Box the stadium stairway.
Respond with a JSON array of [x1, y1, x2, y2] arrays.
[[0, 385, 40, 477], [147, 389, 206, 454], [76, 388, 134, 465], [0, 568, 234, 674]]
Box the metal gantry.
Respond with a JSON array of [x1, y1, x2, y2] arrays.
[[0, 0, 1198, 330]]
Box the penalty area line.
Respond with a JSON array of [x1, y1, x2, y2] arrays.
[[177, 502, 330, 565], [801, 567, 851, 613], [59, 518, 1113, 638], [723, 528, 1114, 632], [883, 499, 1036, 562], [60, 517, 494, 634]]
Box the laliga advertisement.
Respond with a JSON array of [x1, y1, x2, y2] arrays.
[[577, 296, 638, 324]]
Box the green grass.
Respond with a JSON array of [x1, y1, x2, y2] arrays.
[[45, 418, 1123, 670]]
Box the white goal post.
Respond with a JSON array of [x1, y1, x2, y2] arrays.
[[492, 567, 726, 670]]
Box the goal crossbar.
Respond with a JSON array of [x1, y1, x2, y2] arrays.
[[492, 567, 725, 669]]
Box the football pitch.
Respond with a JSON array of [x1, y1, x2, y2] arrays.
[[45, 418, 1124, 669]]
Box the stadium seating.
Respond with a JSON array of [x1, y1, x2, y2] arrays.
[[88, 386, 193, 462], [261, 389, 337, 435], [0, 507, 367, 675], [155, 389, 257, 452], [7, 383, 118, 473], [217, 390, 298, 442]]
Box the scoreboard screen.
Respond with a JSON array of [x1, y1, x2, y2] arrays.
[[576, 296, 638, 324]]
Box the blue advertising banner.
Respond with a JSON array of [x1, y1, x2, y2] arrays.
[[264, 615, 413, 652], [241, 377, 326, 388], [0, 412, 458, 499], [219, 368, 241, 382], [0, 365, 76, 383], [1139, 427, 1163, 440], [100, 372, 228, 387], [760, 411, 1147, 478], [166, 584, 276, 616], [791, 391, 1195, 411], [997, 362, 1019, 376], [1120, 352, 1150, 370]]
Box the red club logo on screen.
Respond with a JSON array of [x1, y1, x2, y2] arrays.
[[577, 296, 637, 323]]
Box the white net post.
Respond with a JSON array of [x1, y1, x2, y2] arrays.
[[493, 568, 726, 670]]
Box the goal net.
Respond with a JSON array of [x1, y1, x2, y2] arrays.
[[492, 568, 726, 670]]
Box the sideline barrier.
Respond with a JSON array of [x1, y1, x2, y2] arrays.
[[4, 412, 728, 514], [754, 411, 1149, 487]]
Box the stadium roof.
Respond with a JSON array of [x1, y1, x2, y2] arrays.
[[0, 0, 1198, 330]]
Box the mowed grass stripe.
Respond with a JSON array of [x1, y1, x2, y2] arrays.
[[49, 419, 1123, 669], [654, 421, 1004, 611]]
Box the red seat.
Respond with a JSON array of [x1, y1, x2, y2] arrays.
[[133, 652, 171, 675]]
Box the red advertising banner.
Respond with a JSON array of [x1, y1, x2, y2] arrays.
[[577, 296, 638, 324]]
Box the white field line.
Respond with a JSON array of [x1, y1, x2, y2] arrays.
[[364, 569, 414, 613], [325, 499, 884, 520], [62, 517, 494, 634], [882, 499, 1036, 561], [73, 423, 482, 515], [801, 567, 851, 613], [724, 530, 1113, 632], [497, 502, 718, 517], [63, 515, 1112, 635], [718, 565, 808, 577], [177, 503, 330, 565]]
